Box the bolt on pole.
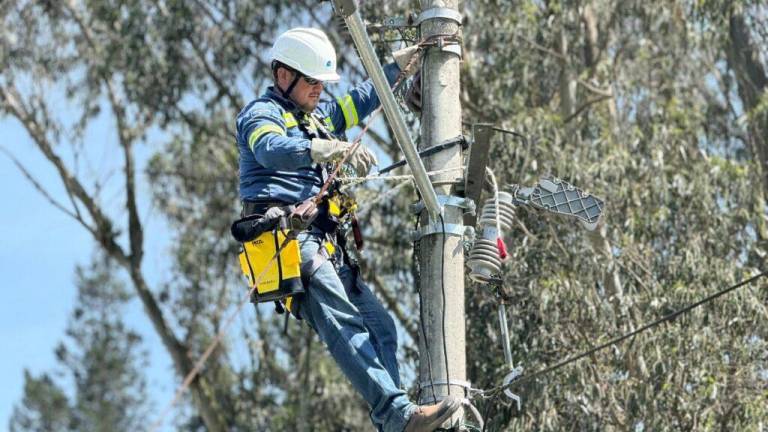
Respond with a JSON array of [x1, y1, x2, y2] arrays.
[[416, 0, 466, 427]]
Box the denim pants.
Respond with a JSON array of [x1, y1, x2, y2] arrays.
[[296, 230, 415, 431]]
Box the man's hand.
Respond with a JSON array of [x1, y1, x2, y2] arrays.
[[393, 45, 421, 78], [405, 71, 422, 113], [310, 138, 378, 176]]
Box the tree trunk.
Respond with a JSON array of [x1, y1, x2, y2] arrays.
[[726, 11, 768, 244]]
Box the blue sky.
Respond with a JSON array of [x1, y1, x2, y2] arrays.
[[0, 118, 90, 425], [0, 112, 177, 429], [0, 85, 398, 432], [0, 15, 406, 424]]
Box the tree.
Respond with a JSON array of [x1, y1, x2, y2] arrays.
[[462, 0, 768, 429], [9, 255, 147, 432], [4, 0, 767, 430], [9, 372, 71, 432]]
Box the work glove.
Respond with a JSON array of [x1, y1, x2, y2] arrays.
[[392, 45, 421, 78], [405, 71, 422, 113], [263, 206, 287, 220], [310, 138, 378, 176]]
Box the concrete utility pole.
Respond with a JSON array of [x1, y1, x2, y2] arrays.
[[416, 0, 466, 426]]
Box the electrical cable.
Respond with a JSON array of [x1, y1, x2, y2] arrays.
[[439, 214, 451, 397], [483, 270, 768, 399], [490, 126, 528, 149], [415, 214, 438, 404], [461, 121, 529, 149]]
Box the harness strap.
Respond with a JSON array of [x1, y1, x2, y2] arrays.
[[281, 74, 301, 99], [309, 113, 336, 139]]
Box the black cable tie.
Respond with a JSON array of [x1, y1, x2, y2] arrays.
[[377, 135, 468, 175]]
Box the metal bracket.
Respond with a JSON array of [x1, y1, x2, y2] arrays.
[[418, 379, 474, 401], [412, 223, 473, 241], [502, 366, 524, 411], [441, 44, 462, 57], [463, 124, 494, 226], [411, 194, 475, 216], [378, 135, 468, 175], [416, 7, 462, 25]]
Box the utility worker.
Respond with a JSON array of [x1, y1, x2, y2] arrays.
[[235, 28, 461, 432]]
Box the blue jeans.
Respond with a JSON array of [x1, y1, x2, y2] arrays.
[[296, 230, 415, 431]]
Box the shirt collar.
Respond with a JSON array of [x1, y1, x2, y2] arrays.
[[265, 86, 301, 113]]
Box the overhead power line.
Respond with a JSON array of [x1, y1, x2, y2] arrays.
[[483, 270, 768, 399]]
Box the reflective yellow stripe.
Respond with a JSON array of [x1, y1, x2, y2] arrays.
[[336, 94, 359, 129], [248, 124, 284, 151], [323, 116, 335, 132], [304, 113, 318, 134], [283, 112, 298, 128]]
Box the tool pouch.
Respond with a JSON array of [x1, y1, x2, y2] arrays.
[[232, 213, 304, 317]]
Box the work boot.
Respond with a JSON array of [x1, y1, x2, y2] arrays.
[[403, 395, 462, 432]]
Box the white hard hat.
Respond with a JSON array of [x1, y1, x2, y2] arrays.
[[270, 28, 341, 83]]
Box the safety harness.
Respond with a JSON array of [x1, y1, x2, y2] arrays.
[[232, 107, 362, 321]]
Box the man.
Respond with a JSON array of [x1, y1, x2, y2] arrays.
[[235, 28, 461, 432]]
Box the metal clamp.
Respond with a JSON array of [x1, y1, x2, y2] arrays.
[[412, 223, 473, 241], [411, 195, 475, 216], [416, 7, 462, 25], [423, 34, 463, 58], [418, 379, 474, 398], [441, 44, 462, 58], [502, 366, 524, 411]]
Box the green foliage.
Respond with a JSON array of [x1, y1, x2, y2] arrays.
[[9, 372, 70, 432], [9, 256, 147, 432], [4, 0, 768, 430], [462, 1, 768, 430]]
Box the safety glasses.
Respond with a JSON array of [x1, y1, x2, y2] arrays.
[[300, 75, 322, 86]]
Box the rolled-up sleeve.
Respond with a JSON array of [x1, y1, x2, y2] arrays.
[[237, 104, 313, 169]]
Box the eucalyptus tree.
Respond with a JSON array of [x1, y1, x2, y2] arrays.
[[9, 256, 147, 432], [4, 0, 767, 430], [462, 0, 768, 430]]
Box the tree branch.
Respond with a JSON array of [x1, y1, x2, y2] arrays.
[[514, 32, 567, 61], [0, 144, 96, 237], [0, 83, 128, 266], [563, 94, 613, 124], [62, 0, 146, 270]]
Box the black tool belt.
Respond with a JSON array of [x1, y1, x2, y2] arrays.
[[242, 199, 338, 234], [241, 200, 285, 217]]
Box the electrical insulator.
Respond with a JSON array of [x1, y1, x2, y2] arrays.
[[467, 191, 516, 283]]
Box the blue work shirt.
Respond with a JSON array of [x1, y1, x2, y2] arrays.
[[236, 63, 401, 204]]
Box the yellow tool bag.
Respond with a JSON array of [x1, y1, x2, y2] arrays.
[[231, 213, 304, 314]]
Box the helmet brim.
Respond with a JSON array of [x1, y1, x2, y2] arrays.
[[308, 72, 341, 83]]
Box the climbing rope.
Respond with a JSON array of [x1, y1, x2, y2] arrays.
[[312, 38, 427, 203], [148, 238, 293, 432], [352, 179, 411, 217], [339, 166, 464, 187]]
